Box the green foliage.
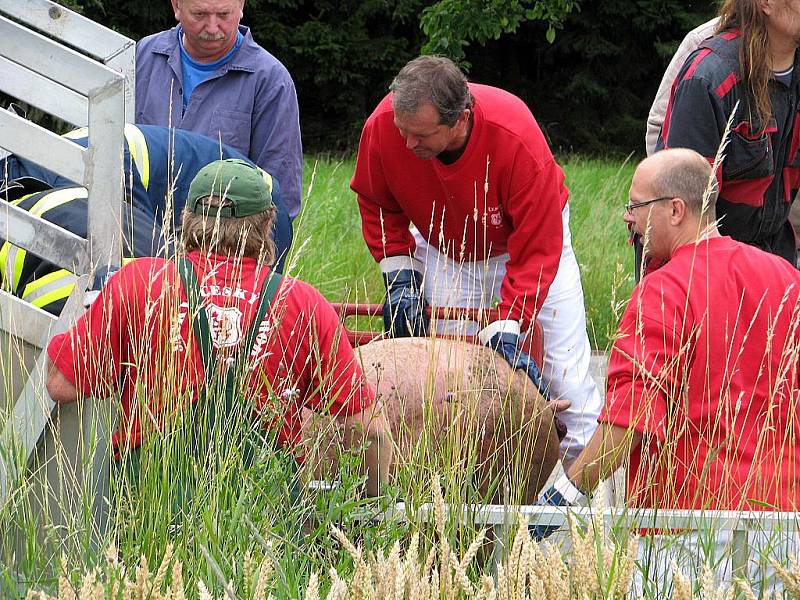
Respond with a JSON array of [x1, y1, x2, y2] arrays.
[[463, 0, 716, 154], [52, 0, 717, 153], [247, 0, 431, 152], [421, 0, 579, 64]]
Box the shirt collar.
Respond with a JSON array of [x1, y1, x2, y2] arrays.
[[152, 25, 259, 74]]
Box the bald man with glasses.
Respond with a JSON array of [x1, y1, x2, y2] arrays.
[[536, 151, 800, 591]]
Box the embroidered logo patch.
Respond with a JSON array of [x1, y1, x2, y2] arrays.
[[486, 205, 504, 228], [207, 304, 243, 348]]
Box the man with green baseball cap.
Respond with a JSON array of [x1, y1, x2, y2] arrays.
[[187, 158, 275, 218], [46, 158, 392, 507]]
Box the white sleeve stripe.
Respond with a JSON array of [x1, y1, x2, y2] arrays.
[[554, 474, 587, 505], [477, 319, 520, 345], [379, 256, 424, 274]]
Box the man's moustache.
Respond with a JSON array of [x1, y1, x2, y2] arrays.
[[198, 32, 226, 41]]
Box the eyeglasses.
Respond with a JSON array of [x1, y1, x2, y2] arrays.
[[625, 196, 673, 214]]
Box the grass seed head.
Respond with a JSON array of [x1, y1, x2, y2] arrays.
[[330, 523, 364, 564], [772, 556, 800, 596], [252, 557, 273, 600], [197, 579, 214, 600], [304, 571, 320, 600], [735, 578, 758, 600], [153, 543, 174, 592], [671, 561, 693, 600], [58, 575, 76, 600]]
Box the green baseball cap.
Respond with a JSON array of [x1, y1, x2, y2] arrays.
[[187, 159, 274, 217]]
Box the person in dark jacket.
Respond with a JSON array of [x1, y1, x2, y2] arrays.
[[1, 124, 293, 272], [656, 0, 800, 267], [0, 181, 167, 315], [0, 124, 297, 314]]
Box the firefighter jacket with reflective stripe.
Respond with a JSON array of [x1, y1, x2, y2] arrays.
[[1, 124, 294, 273], [0, 186, 167, 315], [2, 124, 292, 231], [657, 31, 800, 264]]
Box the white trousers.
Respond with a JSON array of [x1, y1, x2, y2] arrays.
[[412, 205, 602, 466]]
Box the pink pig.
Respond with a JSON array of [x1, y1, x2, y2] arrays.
[[302, 337, 560, 504]]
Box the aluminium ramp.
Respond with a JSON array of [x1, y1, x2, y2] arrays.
[[0, 0, 132, 570]]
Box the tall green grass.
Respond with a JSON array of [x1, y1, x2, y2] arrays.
[[8, 155, 799, 600]]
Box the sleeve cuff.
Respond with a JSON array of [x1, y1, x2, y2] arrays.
[[477, 319, 520, 345], [379, 256, 423, 274], [553, 473, 588, 505]]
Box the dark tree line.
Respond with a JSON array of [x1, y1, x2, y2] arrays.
[[56, 0, 715, 156]]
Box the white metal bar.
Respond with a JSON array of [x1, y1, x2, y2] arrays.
[[402, 504, 800, 532], [490, 522, 511, 571], [0, 0, 135, 63], [85, 79, 125, 270], [359, 502, 800, 532], [0, 16, 122, 96], [731, 529, 749, 578], [0, 290, 57, 348], [0, 200, 89, 273], [0, 274, 88, 503], [77, 80, 126, 543], [0, 110, 86, 183], [0, 56, 88, 127], [0, 0, 130, 549], [357, 502, 800, 579], [104, 45, 136, 124]]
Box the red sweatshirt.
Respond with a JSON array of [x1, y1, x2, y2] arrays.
[[47, 252, 373, 457], [351, 83, 568, 329], [602, 237, 800, 511]]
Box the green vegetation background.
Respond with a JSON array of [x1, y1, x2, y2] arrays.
[[56, 0, 716, 155]]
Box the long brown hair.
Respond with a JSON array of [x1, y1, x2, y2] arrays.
[[717, 0, 773, 129], [181, 199, 277, 265]]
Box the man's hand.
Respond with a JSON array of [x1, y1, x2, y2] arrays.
[[549, 398, 571, 440], [529, 474, 586, 541], [380, 257, 429, 338], [478, 320, 547, 397], [45, 357, 80, 405]]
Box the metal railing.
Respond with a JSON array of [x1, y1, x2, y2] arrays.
[[361, 502, 800, 579]]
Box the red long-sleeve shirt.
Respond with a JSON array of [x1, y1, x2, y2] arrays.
[[350, 84, 568, 329]]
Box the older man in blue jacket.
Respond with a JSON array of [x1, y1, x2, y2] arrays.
[[135, 0, 303, 220]]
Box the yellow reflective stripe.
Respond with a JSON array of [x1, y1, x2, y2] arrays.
[[28, 187, 87, 217], [30, 287, 72, 309], [22, 268, 76, 309], [23, 268, 74, 294], [0, 194, 38, 291], [257, 167, 273, 196], [0, 242, 25, 292], [65, 125, 150, 190], [63, 127, 88, 140], [0, 242, 10, 289], [124, 124, 150, 191], [1, 189, 84, 293]]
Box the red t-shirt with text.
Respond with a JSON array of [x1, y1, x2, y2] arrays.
[[47, 251, 373, 456]]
